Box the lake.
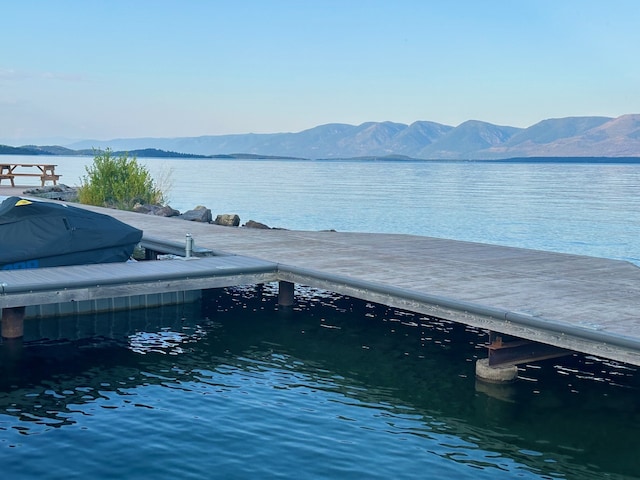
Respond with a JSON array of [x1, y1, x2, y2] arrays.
[[6, 154, 638, 264], [1, 155, 639, 478]]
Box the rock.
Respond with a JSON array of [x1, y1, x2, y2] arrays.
[[153, 205, 180, 217], [244, 220, 270, 229], [23, 184, 78, 201], [214, 214, 240, 227], [179, 206, 212, 223], [133, 204, 180, 217], [133, 203, 153, 214]]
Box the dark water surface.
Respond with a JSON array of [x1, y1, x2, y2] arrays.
[[1, 286, 638, 479]]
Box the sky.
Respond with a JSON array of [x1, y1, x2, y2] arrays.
[[1, 0, 639, 145]]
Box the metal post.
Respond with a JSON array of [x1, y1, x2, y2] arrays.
[[278, 281, 295, 307], [185, 233, 193, 258]]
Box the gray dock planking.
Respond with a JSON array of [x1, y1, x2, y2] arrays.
[[3, 196, 640, 367], [0, 255, 278, 307]]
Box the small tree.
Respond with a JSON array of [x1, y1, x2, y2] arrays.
[[78, 148, 164, 210]]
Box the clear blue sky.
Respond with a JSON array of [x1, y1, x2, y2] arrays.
[[1, 0, 639, 144]]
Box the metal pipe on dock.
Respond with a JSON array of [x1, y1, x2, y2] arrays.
[[185, 233, 193, 258]]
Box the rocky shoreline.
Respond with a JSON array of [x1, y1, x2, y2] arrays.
[[23, 185, 277, 230]]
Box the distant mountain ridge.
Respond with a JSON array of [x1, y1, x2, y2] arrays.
[[42, 114, 640, 159]]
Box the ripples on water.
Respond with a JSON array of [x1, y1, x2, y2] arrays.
[[1, 286, 639, 479]]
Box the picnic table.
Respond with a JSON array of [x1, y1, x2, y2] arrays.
[[0, 163, 60, 186]]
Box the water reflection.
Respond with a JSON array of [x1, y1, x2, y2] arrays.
[[0, 285, 638, 478]]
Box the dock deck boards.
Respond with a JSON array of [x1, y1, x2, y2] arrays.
[[0, 255, 278, 308], [3, 198, 640, 366]]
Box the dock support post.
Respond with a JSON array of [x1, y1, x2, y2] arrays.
[[278, 281, 294, 307], [1, 306, 25, 339], [476, 331, 570, 383], [475, 358, 518, 383]]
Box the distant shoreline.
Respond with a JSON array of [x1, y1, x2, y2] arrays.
[[1, 146, 640, 164]]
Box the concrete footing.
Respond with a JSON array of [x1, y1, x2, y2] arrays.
[[1, 307, 26, 339], [475, 358, 518, 383]]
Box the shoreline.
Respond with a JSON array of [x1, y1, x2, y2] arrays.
[[0, 185, 275, 230]]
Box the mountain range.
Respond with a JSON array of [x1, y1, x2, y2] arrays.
[[15, 114, 640, 160]]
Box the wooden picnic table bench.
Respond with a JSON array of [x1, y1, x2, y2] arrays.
[[0, 163, 60, 186]]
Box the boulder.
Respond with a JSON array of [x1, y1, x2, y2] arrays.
[[133, 204, 180, 217], [214, 214, 240, 227], [179, 206, 212, 223], [244, 220, 271, 229], [23, 184, 78, 202], [153, 205, 180, 217], [132, 203, 154, 214]]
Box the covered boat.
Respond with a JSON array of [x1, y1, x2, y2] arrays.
[[0, 196, 143, 270]]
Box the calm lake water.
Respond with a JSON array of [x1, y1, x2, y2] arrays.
[[1, 155, 640, 478], [8, 154, 638, 264]]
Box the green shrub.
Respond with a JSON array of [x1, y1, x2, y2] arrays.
[[78, 149, 164, 210]]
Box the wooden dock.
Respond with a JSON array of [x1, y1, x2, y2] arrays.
[[2, 195, 640, 370]]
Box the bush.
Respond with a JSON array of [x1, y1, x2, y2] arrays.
[[78, 149, 164, 210]]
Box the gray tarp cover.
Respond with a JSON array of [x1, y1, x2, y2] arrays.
[[0, 197, 143, 270]]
